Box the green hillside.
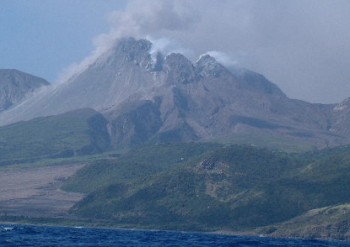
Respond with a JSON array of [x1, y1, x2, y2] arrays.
[[260, 203, 350, 240], [67, 144, 307, 230], [63, 143, 221, 193], [0, 108, 110, 164], [63, 144, 350, 234]]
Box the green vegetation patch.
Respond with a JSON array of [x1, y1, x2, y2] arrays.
[[67, 144, 309, 231], [63, 142, 221, 193], [0, 108, 110, 165]]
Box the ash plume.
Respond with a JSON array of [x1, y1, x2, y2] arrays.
[[59, 0, 350, 103]]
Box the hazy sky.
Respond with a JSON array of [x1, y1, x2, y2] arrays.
[[1, 0, 350, 103]]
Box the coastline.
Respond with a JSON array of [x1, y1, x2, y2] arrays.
[[2, 216, 350, 243]]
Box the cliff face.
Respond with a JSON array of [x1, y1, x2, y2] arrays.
[[0, 69, 49, 112]]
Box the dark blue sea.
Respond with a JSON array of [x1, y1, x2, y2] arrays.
[[1, 224, 350, 246]]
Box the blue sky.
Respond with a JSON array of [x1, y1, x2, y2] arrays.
[[1, 0, 350, 103], [0, 0, 126, 81]]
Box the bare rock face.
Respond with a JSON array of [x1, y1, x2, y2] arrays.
[[0, 69, 49, 112], [196, 54, 232, 79], [106, 100, 163, 148], [164, 53, 197, 85]]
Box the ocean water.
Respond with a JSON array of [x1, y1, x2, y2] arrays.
[[0, 224, 349, 247]]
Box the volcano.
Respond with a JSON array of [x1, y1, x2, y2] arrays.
[[0, 37, 348, 149]]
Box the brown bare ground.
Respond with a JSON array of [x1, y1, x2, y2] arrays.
[[0, 164, 84, 218]]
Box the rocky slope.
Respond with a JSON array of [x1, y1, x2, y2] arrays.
[[0, 69, 49, 112], [0, 39, 157, 125], [0, 38, 348, 150]]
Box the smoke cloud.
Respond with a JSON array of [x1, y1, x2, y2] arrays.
[[58, 0, 198, 83], [205, 51, 238, 67], [61, 0, 350, 103]]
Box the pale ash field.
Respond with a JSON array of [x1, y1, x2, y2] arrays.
[[0, 164, 84, 218]]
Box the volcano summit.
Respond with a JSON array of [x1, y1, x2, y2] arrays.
[[0, 37, 349, 150]]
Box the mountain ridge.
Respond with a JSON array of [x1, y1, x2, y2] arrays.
[[0, 69, 49, 112], [0, 37, 349, 150]]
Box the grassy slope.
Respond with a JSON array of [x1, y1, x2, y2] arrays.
[[252, 147, 350, 239], [248, 146, 350, 225], [0, 108, 110, 164], [63, 143, 221, 193], [261, 204, 350, 240], [63, 144, 350, 235], [67, 144, 308, 231]]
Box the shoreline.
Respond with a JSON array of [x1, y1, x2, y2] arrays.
[[1, 217, 350, 243]]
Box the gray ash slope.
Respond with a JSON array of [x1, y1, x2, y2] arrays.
[[0, 69, 49, 112], [0, 38, 348, 149]]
